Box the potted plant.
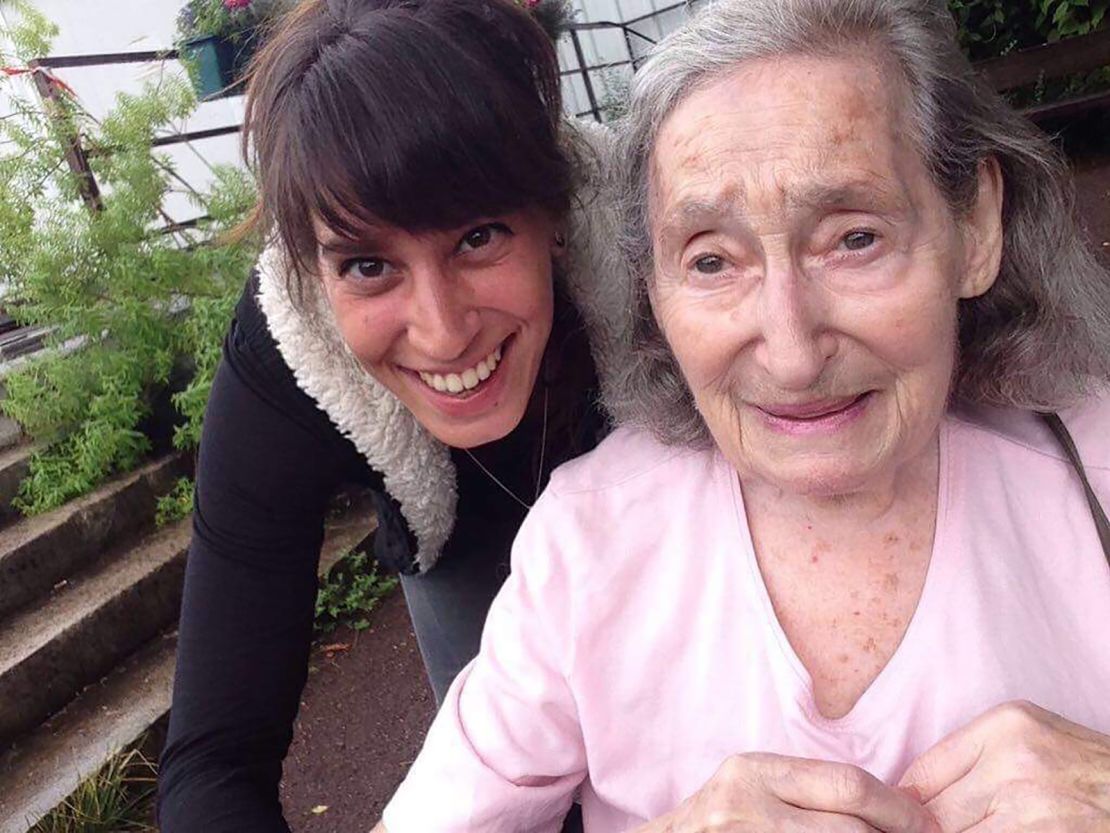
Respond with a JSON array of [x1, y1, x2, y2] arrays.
[[175, 0, 289, 99]]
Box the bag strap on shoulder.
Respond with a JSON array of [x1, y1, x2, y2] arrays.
[[1040, 411, 1110, 566]]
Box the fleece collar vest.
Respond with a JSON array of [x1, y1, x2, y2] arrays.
[[255, 121, 631, 572]]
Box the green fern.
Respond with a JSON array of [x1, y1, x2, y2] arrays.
[[0, 6, 258, 514]]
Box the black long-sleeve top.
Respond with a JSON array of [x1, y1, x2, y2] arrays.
[[157, 278, 603, 832]]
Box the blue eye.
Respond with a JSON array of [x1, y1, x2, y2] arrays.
[[842, 231, 877, 251], [693, 254, 726, 274], [340, 258, 393, 281]]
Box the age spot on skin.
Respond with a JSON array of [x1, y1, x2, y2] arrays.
[[883, 572, 899, 591], [883, 533, 900, 547]]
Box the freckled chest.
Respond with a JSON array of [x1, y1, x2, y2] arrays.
[[751, 513, 936, 721]]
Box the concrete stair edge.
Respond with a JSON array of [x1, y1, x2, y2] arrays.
[[0, 633, 176, 833], [0, 519, 190, 744], [0, 487, 378, 833], [0, 453, 191, 622], [0, 419, 23, 455], [0, 443, 33, 529]]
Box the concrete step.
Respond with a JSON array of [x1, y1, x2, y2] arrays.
[[0, 519, 190, 744], [0, 487, 377, 833], [0, 443, 33, 529], [0, 453, 190, 622], [0, 419, 22, 455], [0, 633, 176, 833], [319, 490, 379, 576]]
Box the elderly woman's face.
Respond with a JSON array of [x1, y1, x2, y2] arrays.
[[649, 53, 1001, 497]]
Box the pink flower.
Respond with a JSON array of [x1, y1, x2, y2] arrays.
[[223, 0, 251, 9]]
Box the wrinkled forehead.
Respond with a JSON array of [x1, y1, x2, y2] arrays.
[[647, 52, 924, 231]]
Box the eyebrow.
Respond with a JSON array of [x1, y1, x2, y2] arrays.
[[784, 180, 912, 215], [316, 234, 384, 258], [654, 178, 912, 253], [655, 193, 745, 254]]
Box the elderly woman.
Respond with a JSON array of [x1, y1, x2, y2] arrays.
[[375, 0, 1110, 831]]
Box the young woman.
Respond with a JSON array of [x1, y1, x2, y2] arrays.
[[156, 2, 627, 830]]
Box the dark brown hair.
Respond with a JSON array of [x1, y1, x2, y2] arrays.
[[241, 0, 572, 288]]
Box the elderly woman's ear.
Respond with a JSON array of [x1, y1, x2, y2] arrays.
[[957, 157, 1005, 300]]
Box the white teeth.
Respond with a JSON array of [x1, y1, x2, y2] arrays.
[[418, 343, 505, 396]]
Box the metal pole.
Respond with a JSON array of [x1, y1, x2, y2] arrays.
[[569, 28, 602, 123], [26, 62, 102, 212]]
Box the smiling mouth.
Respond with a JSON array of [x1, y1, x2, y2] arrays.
[[416, 342, 504, 396], [758, 392, 872, 420]]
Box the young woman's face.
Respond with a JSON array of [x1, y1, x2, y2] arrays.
[[315, 209, 560, 449]]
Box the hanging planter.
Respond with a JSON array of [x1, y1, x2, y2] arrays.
[[175, 0, 287, 100], [180, 34, 243, 99]]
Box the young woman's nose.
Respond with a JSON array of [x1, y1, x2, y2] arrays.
[[753, 262, 835, 392], [406, 266, 480, 361]]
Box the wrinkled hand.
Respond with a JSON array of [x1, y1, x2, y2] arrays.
[[633, 752, 939, 833], [899, 700, 1110, 832]]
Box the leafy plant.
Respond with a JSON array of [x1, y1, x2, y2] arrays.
[[176, 0, 290, 44], [314, 550, 399, 636], [949, 0, 1109, 59], [175, 0, 292, 92], [0, 4, 259, 514], [155, 476, 195, 527], [30, 746, 157, 833], [597, 66, 633, 122], [948, 0, 1110, 108]]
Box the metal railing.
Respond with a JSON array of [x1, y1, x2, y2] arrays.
[[561, 2, 710, 121], [15, 0, 1108, 228], [22, 49, 240, 231]]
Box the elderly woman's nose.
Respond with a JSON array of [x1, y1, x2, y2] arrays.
[[407, 268, 480, 360], [753, 266, 833, 391]]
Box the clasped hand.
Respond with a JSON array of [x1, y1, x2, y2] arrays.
[[635, 702, 1110, 832]]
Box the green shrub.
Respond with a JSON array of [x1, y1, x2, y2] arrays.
[[315, 550, 399, 636], [950, 1, 1110, 108], [0, 3, 258, 514], [155, 476, 195, 527], [950, 0, 1108, 59]]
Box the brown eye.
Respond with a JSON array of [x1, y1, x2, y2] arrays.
[[340, 258, 390, 280], [463, 227, 492, 249], [458, 222, 511, 253], [843, 231, 876, 251]]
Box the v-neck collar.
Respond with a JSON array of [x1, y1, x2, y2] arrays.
[[724, 420, 960, 734]]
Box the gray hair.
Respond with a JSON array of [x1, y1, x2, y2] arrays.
[[609, 0, 1110, 447]]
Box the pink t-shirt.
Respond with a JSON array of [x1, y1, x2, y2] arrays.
[[384, 399, 1110, 832]]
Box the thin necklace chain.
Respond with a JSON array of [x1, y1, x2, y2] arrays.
[[465, 385, 549, 511]]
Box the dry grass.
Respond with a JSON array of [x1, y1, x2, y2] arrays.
[[31, 746, 158, 833]]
